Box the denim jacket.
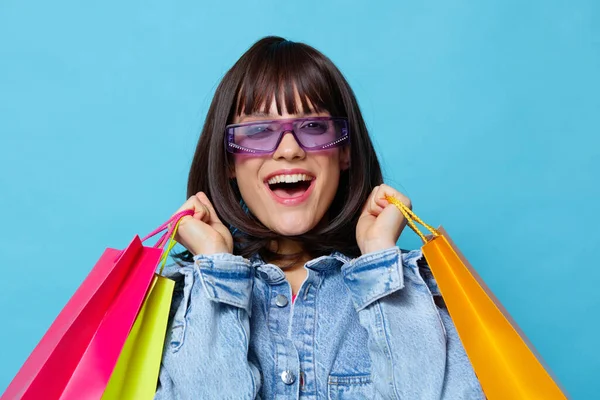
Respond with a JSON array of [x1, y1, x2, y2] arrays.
[[154, 247, 484, 400]]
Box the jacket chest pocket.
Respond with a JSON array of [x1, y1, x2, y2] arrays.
[[328, 374, 373, 400]]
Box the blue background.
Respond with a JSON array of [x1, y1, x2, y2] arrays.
[[1, 0, 598, 397]]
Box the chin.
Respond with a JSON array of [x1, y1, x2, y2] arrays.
[[270, 221, 315, 237]]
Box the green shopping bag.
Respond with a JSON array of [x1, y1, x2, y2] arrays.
[[102, 220, 181, 399]]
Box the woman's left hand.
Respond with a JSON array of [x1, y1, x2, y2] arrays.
[[356, 184, 411, 255]]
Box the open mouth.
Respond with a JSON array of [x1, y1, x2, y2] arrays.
[[266, 173, 315, 199]]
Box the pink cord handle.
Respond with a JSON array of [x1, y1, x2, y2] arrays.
[[155, 209, 195, 248], [141, 209, 194, 249], [112, 209, 194, 263]]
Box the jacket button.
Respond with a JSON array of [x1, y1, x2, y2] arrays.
[[275, 294, 289, 307], [280, 370, 296, 385]]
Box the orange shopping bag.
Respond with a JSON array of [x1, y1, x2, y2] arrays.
[[386, 195, 568, 400]]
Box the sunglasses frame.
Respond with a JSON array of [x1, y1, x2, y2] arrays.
[[224, 116, 349, 155]]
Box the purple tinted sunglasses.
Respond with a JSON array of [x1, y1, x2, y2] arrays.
[[225, 116, 349, 155]]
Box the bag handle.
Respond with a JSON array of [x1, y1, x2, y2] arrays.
[[112, 209, 194, 265], [157, 216, 186, 274], [385, 195, 441, 243], [140, 209, 194, 249]]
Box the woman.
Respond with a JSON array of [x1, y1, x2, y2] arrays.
[[156, 36, 483, 399]]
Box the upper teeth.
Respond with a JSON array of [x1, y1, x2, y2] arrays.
[[267, 174, 313, 185]]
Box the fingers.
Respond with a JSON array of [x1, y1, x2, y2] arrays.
[[377, 198, 408, 234], [195, 192, 233, 250], [375, 184, 411, 210], [170, 194, 211, 229], [363, 184, 411, 217], [171, 196, 209, 222], [356, 184, 411, 254], [168, 192, 233, 255], [361, 185, 383, 216], [195, 192, 224, 225]]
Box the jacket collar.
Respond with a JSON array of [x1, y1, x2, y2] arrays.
[[250, 251, 351, 282]]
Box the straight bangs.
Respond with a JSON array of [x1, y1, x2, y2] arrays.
[[231, 40, 346, 120]]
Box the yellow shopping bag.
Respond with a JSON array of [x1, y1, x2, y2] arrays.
[[102, 219, 181, 400], [387, 196, 568, 400], [101, 274, 174, 400]]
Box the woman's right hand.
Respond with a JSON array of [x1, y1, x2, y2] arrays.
[[170, 192, 233, 255]]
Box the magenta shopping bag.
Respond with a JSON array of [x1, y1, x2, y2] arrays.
[[2, 210, 192, 400]]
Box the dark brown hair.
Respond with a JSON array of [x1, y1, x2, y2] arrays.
[[180, 36, 383, 261]]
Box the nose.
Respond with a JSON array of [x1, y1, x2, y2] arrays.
[[272, 130, 306, 161]]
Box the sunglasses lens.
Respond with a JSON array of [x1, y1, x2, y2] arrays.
[[295, 119, 342, 149], [234, 122, 281, 152]]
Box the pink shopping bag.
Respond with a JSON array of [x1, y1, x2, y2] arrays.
[[1, 210, 192, 400]]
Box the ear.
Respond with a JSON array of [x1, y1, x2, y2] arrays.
[[339, 146, 350, 171]]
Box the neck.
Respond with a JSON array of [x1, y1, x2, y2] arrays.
[[266, 238, 311, 296], [266, 238, 311, 267]]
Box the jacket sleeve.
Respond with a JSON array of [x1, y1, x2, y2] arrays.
[[154, 253, 261, 400], [341, 247, 485, 400]]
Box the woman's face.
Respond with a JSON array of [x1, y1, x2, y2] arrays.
[[231, 98, 349, 236]]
